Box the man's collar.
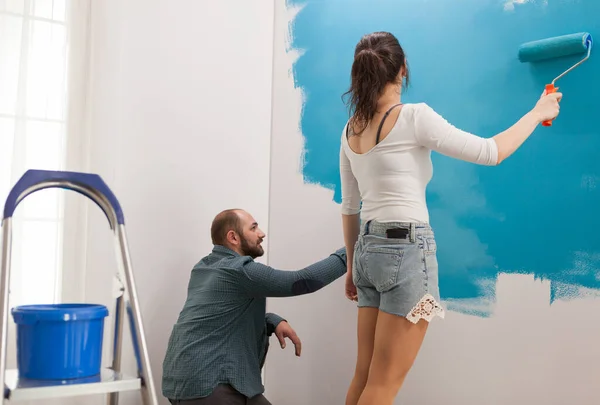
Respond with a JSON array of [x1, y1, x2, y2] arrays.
[[212, 245, 241, 257]]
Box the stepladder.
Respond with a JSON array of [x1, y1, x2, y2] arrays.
[[0, 169, 159, 404]]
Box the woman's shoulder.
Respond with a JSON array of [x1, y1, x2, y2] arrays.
[[340, 120, 350, 143], [402, 102, 434, 114], [401, 102, 444, 123]]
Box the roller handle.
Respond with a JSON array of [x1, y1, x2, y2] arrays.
[[542, 84, 557, 127], [2, 169, 124, 225]]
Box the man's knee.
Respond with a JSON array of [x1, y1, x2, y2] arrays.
[[248, 394, 272, 405]]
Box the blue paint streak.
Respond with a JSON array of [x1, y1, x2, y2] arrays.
[[287, 0, 600, 314]]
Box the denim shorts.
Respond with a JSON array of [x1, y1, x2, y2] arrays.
[[352, 220, 445, 323]]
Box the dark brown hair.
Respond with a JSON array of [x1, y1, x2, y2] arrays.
[[211, 209, 242, 245], [343, 31, 409, 134]]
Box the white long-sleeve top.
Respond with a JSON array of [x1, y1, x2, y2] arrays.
[[340, 102, 499, 223]]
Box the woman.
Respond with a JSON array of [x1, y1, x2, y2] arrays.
[[339, 31, 561, 405]]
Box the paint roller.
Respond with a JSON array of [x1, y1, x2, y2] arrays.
[[518, 32, 593, 126]]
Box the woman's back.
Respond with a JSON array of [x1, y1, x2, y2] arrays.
[[342, 103, 432, 223], [340, 102, 499, 224]]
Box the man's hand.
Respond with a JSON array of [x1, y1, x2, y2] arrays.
[[274, 321, 301, 357]]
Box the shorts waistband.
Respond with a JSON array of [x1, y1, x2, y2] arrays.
[[361, 220, 431, 242]]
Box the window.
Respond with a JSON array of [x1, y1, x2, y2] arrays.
[[0, 0, 70, 309]]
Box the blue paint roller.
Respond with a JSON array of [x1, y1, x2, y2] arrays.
[[518, 32, 593, 126]]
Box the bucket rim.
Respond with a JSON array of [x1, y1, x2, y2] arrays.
[[11, 303, 109, 323]]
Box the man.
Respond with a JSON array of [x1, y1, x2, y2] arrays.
[[162, 209, 347, 404]]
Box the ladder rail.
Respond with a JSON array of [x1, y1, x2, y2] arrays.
[[109, 225, 158, 405], [0, 220, 13, 404], [108, 291, 126, 405], [0, 170, 159, 405]]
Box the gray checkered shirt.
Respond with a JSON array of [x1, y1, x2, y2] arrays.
[[161, 245, 347, 400]]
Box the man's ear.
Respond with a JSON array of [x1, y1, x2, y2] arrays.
[[226, 230, 239, 246]]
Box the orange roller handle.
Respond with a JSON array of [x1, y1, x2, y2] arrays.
[[542, 83, 557, 127]]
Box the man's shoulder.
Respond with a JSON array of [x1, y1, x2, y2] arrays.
[[193, 253, 256, 272], [219, 255, 256, 270]]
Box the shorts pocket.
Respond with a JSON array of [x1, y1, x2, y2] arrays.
[[364, 246, 404, 291], [352, 253, 362, 285], [424, 237, 436, 255], [423, 236, 438, 272]]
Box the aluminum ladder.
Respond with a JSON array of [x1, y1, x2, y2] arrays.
[[0, 169, 159, 404]]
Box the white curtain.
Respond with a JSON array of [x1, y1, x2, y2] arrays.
[[0, 4, 103, 404], [0, 0, 91, 321]]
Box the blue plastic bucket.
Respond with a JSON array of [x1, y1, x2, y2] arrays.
[[11, 303, 109, 380]]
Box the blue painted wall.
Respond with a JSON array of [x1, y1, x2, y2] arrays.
[[288, 0, 600, 315]]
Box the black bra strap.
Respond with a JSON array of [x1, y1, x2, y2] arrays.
[[375, 103, 402, 145], [346, 103, 402, 143]]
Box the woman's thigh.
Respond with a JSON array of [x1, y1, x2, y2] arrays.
[[368, 311, 429, 385]]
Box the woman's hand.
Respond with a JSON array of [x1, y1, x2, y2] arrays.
[[533, 90, 562, 122], [345, 271, 357, 301]]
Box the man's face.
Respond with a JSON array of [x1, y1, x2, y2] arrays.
[[237, 211, 265, 259]]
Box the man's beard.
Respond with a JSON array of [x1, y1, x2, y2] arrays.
[[240, 237, 264, 259]]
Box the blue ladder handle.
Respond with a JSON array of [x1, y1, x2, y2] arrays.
[[2, 169, 124, 226]]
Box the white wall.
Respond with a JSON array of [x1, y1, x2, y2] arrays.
[[263, 3, 600, 405], [263, 4, 356, 403], [74, 1, 276, 404]]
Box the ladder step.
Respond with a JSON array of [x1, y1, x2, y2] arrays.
[[3, 368, 141, 401]]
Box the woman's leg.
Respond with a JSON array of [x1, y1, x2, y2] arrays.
[[356, 312, 429, 405], [345, 307, 379, 405]]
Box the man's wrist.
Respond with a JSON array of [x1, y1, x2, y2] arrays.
[[266, 313, 286, 335], [331, 247, 348, 266]]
